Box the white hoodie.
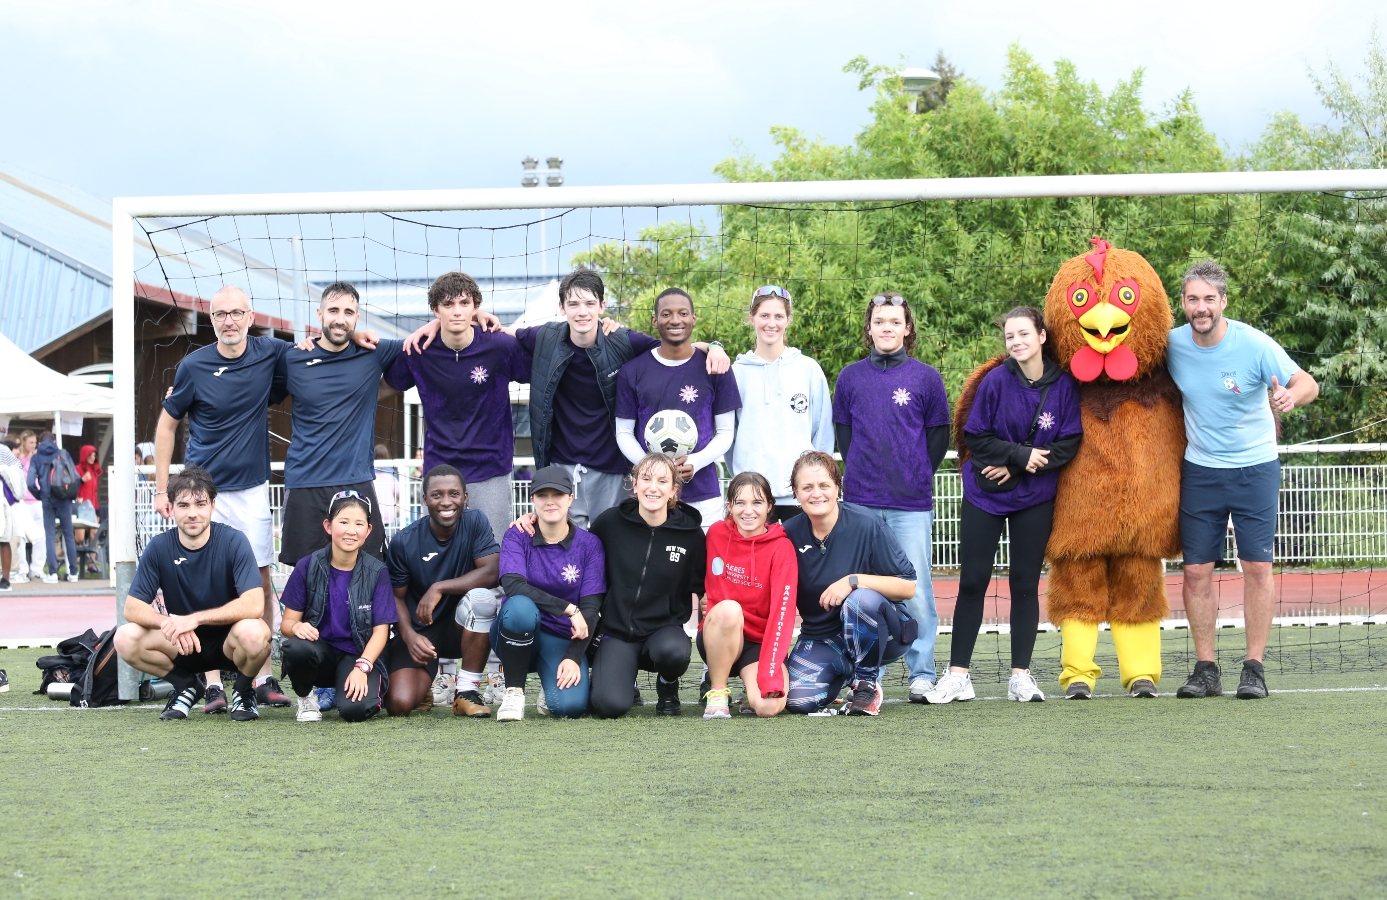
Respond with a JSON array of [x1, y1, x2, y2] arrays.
[[729, 347, 835, 504]]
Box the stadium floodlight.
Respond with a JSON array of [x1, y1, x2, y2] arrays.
[[901, 67, 940, 113], [546, 157, 564, 187], [108, 165, 1387, 700]]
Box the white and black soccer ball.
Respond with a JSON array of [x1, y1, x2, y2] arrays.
[[644, 409, 698, 458]]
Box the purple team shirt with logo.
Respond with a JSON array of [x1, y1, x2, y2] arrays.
[[499, 525, 607, 638], [615, 348, 742, 504], [280, 559, 398, 657], [386, 326, 529, 484], [962, 365, 1082, 516], [832, 357, 950, 511]]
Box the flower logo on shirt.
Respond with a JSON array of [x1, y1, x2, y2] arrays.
[[561, 563, 580, 584], [1037, 411, 1055, 431], [892, 388, 911, 407], [471, 366, 489, 385], [679, 385, 699, 404]]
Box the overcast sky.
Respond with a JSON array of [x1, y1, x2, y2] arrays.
[[0, 0, 1380, 200]]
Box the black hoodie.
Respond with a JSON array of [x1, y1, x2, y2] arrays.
[[589, 498, 707, 641]]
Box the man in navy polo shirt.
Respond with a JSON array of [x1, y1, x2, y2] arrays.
[[615, 287, 741, 530], [278, 281, 402, 567], [113, 466, 272, 721]]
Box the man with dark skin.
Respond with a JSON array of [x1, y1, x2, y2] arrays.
[[384, 468, 500, 716]]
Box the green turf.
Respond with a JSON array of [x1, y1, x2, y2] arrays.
[[2, 635, 1385, 900]]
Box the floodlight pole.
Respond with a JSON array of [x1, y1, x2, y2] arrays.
[[110, 202, 140, 701]]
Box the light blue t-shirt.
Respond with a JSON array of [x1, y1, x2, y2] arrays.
[[1166, 319, 1299, 468]]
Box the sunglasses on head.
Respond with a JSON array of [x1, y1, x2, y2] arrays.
[[328, 489, 372, 516], [753, 285, 792, 302], [871, 294, 905, 307]]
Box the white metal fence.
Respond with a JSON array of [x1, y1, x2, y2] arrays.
[[135, 456, 1387, 571]]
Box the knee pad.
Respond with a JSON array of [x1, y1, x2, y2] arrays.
[[455, 587, 502, 631]]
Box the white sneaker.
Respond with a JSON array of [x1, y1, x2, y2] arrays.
[[908, 677, 935, 703], [1007, 670, 1046, 702], [296, 693, 322, 722], [10, 571, 28, 584], [30, 565, 44, 579], [431, 670, 456, 705], [66, 573, 80, 583], [496, 687, 525, 721], [923, 670, 975, 704], [483, 670, 506, 705], [42, 573, 58, 584], [703, 687, 731, 719], [536, 688, 549, 717]]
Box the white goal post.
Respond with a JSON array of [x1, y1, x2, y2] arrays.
[[108, 167, 1387, 698]]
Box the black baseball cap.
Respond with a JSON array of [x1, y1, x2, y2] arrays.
[[528, 465, 574, 496]]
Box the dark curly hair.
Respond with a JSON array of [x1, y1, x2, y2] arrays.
[[428, 272, 483, 310], [862, 291, 918, 355]]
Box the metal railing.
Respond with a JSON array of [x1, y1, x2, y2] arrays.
[[134, 457, 1387, 571]]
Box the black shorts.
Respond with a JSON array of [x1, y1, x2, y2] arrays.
[[696, 631, 761, 675], [385, 619, 464, 677], [279, 480, 386, 566], [172, 624, 237, 674]]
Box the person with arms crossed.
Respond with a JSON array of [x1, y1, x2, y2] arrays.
[[384, 465, 501, 717], [491, 466, 606, 721], [926, 307, 1083, 705], [278, 281, 398, 568], [279, 492, 396, 722], [728, 285, 834, 523], [1167, 261, 1318, 701], [615, 287, 742, 530], [781, 451, 918, 716], [832, 291, 949, 704], [112, 466, 273, 721], [698, 471, 798, 719]]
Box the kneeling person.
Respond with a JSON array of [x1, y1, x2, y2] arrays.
[[493, 466, 606, 721], [113, 466, 272, 721], [385, 465, 500, 717], [280, 493, 396, 722]]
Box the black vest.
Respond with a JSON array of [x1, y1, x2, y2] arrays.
[[528, 322, 634, 468], [302, 546, 386, 654]]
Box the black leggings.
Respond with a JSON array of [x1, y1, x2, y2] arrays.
[[281, 637, 384, 722], [951, 497, 1054, 670], [587, 625, 691, 719]]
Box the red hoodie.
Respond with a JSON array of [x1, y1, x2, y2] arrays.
[[702, 518, 798, 696], [76, 444, 101, 508]]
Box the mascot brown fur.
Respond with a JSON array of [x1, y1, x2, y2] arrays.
[[954, 238, 1185, 695]]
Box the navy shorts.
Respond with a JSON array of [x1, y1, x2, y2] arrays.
[[1180, 459, 1280, 564]]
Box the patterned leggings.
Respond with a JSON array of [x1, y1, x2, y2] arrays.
[[784, 588, 913, 714]]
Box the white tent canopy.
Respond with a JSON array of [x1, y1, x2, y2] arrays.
[[0, 330, 114, 419]]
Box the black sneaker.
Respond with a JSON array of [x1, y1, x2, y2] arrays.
[[229, 687, 260, 721], [159, 675, 206, 720], [655, 678, 682, 716], [1129, 678, 1158, 699], [698, 671, 712, 708], [1064, 681, 1092, 700], [0, 669, 9, 692], [1235, 660, 1268, 700], [255, 676, 291, 707], [0, 577, 10, 592], [202, 684, 228, 714], [1176, 661, 1223, 699], [847, 679, 883, 716]]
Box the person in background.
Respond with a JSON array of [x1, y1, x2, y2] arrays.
[[926, 307, 1082, 705], [373, 443, 399, 529], [0, 439, 26, 591], [279, 493, 396, 723], [698, 471, 797, 719], [74, 444, 101, 551], [832, 291, 949, 704], [492, 466, 606, 721], [16, 431, 43, 581], [26, 431, 79, 584], [728, 286, 834, 523]]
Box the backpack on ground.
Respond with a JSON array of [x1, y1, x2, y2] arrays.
[[34, 628, 98, 694], [68, 627, 125, 708], [48, 451, 80, 501]]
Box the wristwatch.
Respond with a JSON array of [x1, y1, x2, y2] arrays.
[[354, 658, 372, 674], [849, 575, 859, 591]]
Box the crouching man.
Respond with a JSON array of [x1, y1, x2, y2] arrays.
[[113, 465, 272, 721]]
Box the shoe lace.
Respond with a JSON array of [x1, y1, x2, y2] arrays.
[[704, 687, 730, 705]]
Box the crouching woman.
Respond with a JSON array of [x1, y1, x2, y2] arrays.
[[280, 493, 396, 722]]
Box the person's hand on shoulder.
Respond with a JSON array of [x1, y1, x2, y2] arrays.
[[511, 512, 538, 536], [404, 320, 440, 355]]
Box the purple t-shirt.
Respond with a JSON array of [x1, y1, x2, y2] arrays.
[[281, 557, 398, 656], [386, 327, 529, 484], [614, 348, 742, 503], [515, 327, 660, 474], [499, 524, 607, 638], [833, 357, 950, 511], [962, 365, 1082, 516]]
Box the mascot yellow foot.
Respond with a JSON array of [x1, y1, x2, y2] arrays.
[[1111, 621, 1162, 690], [1058, 620, 1101, 690]]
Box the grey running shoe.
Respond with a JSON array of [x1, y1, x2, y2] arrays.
[[1064, 681, 1092, 700], [1176, 661, 1223, 698], [1129, 678, 1158, 699], [1235, 659, 1268, 700]]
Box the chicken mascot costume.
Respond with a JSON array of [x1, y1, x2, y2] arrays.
[[956, 238, 1185, 697]]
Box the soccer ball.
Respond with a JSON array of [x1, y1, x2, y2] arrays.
[[644, 409, 698, 458]]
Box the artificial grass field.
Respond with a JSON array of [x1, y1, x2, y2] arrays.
[[1, 628, 1385, 900]]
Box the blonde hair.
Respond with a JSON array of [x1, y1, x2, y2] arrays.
[[630, 452, 682, 510]]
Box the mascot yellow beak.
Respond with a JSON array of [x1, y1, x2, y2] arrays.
[[1077, 302, 1131, 354]]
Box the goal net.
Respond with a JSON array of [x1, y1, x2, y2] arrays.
[[112, 170, 1387, 691]]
